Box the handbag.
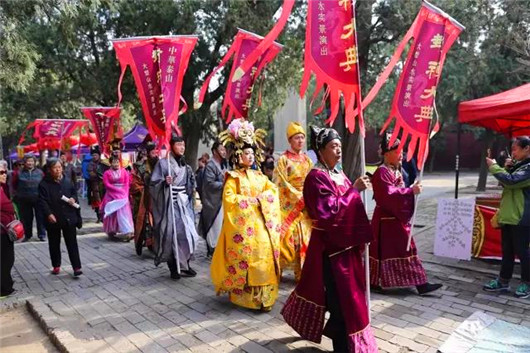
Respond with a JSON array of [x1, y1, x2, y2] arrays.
[[1, 219, 25, 242]]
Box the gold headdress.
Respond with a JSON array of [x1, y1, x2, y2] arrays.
[[219, 118, 267, 166]]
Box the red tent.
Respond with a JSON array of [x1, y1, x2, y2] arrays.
[[458, 83, 530, 136]]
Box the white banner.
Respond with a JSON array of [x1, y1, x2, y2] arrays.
[[434, 198, 475, 260]]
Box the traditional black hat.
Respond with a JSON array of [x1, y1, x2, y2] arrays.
[[380, 131, 400, 154], [310, 125, 341, 151]]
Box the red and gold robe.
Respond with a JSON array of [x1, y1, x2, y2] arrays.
[[273, 150, 312, 281]]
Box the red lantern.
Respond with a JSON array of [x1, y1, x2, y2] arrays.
[[80, 133, 97, 145]]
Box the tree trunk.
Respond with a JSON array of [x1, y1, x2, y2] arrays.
[[476, 130, 494, 191], [183, 109, 208, 171]]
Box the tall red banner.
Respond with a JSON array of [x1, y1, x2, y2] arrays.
[[198, 29, 282, 122], [362, 2, 464, 169], [231, 0, 294, 82], [81, 107, 121, 154], [301, 0, 364, 133], [112, 36, 197, 147]]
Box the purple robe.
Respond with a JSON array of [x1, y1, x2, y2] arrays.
[[282, 167, 378, 353], [369, 165, 427, 288]]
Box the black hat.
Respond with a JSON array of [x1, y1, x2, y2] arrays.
[[310, 126, 341, 151], [170, 132, 184, 145], [381, 131, 400, 154], [145, 141, 156, 152], [90, 145, 100, 155]]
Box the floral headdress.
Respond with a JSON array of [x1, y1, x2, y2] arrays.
[[219, 118, 266, 166]]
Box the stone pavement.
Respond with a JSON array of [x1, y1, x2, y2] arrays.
[[2, 175, 530, 353]]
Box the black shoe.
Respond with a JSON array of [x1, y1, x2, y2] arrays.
[[417, 283, 442, 295], [73, 268, 83, 277], [21, 237, 31, 243], [170, 272, 181, 280], [38, 237, 46, 242], [181, 270, 197, 278], [135, 240, 143, 256], [0, 288, 15, 297], [371, 285, 385, 293]]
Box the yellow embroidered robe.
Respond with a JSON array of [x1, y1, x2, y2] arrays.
[[211, 168, 281, 310], [273, 150, 313, 281]]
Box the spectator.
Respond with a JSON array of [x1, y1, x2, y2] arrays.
[[14, 155, 46, 241], [195, 157, 206, 200], [1, 160, 16, 297], [262, 154, 275, 180], [483, 136, 530, 298], [39, 159, 83, 277], [60, 151, 77, 188]]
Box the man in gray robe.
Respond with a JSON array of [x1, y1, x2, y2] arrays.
[[150, 134, 199, 279], [200, 141, 228, 257]]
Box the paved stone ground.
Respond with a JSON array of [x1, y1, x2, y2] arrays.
[[2, 173, 530, 353]]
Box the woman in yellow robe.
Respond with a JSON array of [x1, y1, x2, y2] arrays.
[[211, 119, 281, 311], [274, 122, 313, 281]]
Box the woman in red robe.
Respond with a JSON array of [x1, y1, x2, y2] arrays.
[[369, 133, 441, 295], [282, 126, 377, 353]]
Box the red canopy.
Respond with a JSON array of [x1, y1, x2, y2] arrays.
[[458, 83, 530, 136]]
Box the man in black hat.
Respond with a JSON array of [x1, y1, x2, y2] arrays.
[[131, 141, 159, 255], [87, 146, 106, 222], [150, 134, 198, 279]]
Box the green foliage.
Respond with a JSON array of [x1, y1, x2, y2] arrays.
[[1, 0, 529, 168]]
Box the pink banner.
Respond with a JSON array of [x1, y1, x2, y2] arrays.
[[199, 30, 282, 122], [362, 2, 464, 169], [81, 107, 121, 154], [301, 0, 364, 132], [113, 36, 197, 147]]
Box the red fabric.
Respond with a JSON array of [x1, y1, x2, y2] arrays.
[[300, 0, 364, 133], [458, 83, 530, 137], [1, 188, 15, 235], [474, 205, 502, 259], [81, 107, 121, 155]]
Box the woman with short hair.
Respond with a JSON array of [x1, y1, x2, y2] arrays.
[[39, 159, 83, 277]]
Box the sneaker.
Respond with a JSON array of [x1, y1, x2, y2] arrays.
[[51, 267, 61, 275], [417, 283, 443, 295], [73, 268, 83, 277], [483, 278, 510, 293], [515, 283, 530, 299]]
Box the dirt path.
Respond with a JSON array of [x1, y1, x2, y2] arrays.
[[0, 307, 58, 353]]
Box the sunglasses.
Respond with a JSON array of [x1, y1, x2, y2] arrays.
[[0, 170, 7, 175]]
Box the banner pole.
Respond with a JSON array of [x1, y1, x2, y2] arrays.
[[167, 150, 181, 275], [350, 0, 371, 320]]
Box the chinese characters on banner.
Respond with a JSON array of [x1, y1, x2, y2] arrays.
[[434, 198, 475, 260], [362, 2, 464, 169], [198, 29, 282, 122], [301, 0, 364, 132], [112, 36, 197, 147], [81, 107, 122, 154]]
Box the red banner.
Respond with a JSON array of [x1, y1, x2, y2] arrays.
[[362, 2, 464, 169], [231, 0, 294, 82], [198, 29, 282, 122], [18, 119, 88, 145], [113, 36, 197, 147], [301, 0, 364, 132], [473, 205, 502, 260], [81, 107, 121, 154]]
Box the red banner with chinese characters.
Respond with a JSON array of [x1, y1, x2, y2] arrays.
[[18, 119, 89, 150], [81, 107, 122, 154], [231, 0, 294, 82], [362, 2, 464, 169], [198, 29, 282, 122], [301, 0, 364, 132], [112, 36, 197, 147]]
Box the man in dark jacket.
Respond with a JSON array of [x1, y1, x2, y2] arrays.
[[14, 154, 45, 241]]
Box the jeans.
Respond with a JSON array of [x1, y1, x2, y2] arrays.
[[499, 225, 530, 283]]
